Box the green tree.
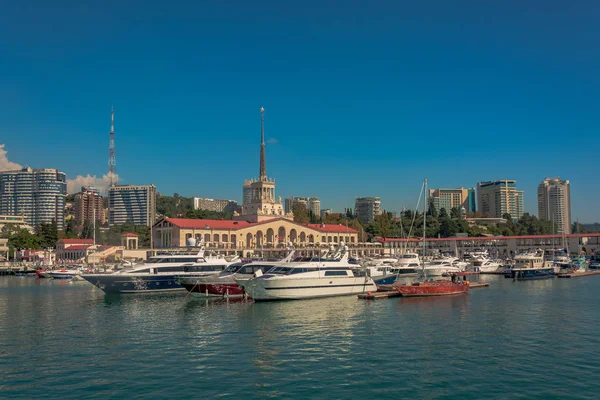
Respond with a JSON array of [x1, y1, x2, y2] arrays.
[[427, 201, 438, 218], [36, 220, 58, 249], [7, 229, 40, 258], [450, 207, 461, 220], [1, 223, 22, 238], [61, 219, 78, 239], [292, 203, 310, 223]]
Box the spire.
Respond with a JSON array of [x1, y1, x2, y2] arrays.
[[259, 106, 266, 181]]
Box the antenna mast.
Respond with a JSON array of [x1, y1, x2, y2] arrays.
[[108, 106, 117, 187]]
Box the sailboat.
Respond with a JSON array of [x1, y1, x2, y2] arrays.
[[396, 178, 469, 297]]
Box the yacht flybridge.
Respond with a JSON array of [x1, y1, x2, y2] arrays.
[[236, 243, 376, 301]]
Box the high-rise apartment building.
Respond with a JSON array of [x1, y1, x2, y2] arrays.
[[320, 208, 332, 218], [284, 197, 321, 216], [429, 187, 476, 214], [0, 167, 67, 229], [242, 180, 253, 205], [477, 180, 524, 219], [73, 186, 105, 227], [355, 197, 381, 224], [108, 184, 156, 226], [538, 177, 571, 234], [193, 197, 237, 213]]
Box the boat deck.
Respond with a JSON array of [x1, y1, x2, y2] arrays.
[[557, 270, 600, 279], [358, 282, 490, 300]]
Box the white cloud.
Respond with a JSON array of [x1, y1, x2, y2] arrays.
[[66, 172, 119, 195], [267, 138, 278, 144], [0, 144, 23, 171]]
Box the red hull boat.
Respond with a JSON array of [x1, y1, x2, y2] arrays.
[[396, 280, 469, 297], [183, 282, 245, 297]]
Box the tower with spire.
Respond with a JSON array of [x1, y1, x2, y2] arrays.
[[236, 107, 291, 222]]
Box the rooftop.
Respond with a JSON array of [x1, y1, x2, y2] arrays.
[[159, 217, 358, 234]]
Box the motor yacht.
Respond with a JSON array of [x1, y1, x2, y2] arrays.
[[236, 243, 376, 301], [470, 257, 502, 273], [510, 249, 554, 280], [81, 248, 239, 294], [177, 250, 298, 297], [418, 257, 466, 277]]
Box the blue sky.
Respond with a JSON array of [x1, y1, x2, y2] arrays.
[[0, 0, 598, 222]]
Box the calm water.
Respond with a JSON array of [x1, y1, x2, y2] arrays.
[[1, 275, 600, 399]]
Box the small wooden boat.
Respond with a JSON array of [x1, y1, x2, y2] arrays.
[[395, 280, 469, 297]]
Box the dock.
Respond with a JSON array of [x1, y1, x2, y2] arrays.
[[358, 281, 490, 300], [557, 270, 600, 279]]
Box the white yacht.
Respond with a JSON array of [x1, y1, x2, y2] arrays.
[[463, 248, 489, 261], [81, 248, 239, 294], [236, 243, 376, 301], [418, 257, 466, 277], [470, 257, 502, 273]]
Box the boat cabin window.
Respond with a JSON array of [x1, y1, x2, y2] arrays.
[[129, 268, 150, 273], [401, 254, 416, 259], [183, 265, 226, 272], [267, 266, 294, 275], [324, 270, 348, 276], [150, 257, 200, 264], [224, 264, 242, 273]]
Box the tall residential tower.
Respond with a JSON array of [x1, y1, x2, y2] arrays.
[[477, 180, 524, 219], [538, 177, 571, 234], [0, 167, 67, 229]]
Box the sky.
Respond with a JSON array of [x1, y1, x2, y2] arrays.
[[0, 0, 598, 222]]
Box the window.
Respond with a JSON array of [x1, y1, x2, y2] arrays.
[[324, 271, 348, 276]]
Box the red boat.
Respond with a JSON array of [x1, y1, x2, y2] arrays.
[[177, 263, 272, 297], [395, 280, 469, 297]]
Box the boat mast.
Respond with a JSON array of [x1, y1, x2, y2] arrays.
[[422, 178, 427, 279]]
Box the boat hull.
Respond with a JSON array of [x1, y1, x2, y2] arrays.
[[396, 281, 469, 297], [510, 268, 555, 280], [372, 270, 418, 285], [81, 274, 187, 294], [240, 276, 377, 301], [181, 282, 245, 297]]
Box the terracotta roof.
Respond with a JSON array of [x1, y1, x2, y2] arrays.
[[164, 218, 253, 230], [304, 223, 358, 233], [59, 239, 94, 244], [62, 245, 92, 251], [159, 217, 358, 234], [120, 233, 139, 237]]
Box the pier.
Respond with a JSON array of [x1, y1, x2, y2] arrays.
[[557, 270, 600, 279]]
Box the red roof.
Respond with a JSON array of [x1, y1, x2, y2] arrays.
[[376, 233, 600, 243], [304, 223, 359, 233], [164, 218, 253, 230], [120, 233, 139, 237], [62, 245, 92, 251], [59, 239, 94, 244], [160, 217, 358, 234]]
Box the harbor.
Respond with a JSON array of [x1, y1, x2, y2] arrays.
[[2, 273, 600, 398]]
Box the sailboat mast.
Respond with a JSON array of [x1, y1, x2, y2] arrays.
[[423, 178, 427, 253], [422, 178, 427, 278]]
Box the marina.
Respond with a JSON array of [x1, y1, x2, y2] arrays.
[[1, 273, 599, 398]]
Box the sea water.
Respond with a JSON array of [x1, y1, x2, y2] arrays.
[[1, 275, 599, 399]]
